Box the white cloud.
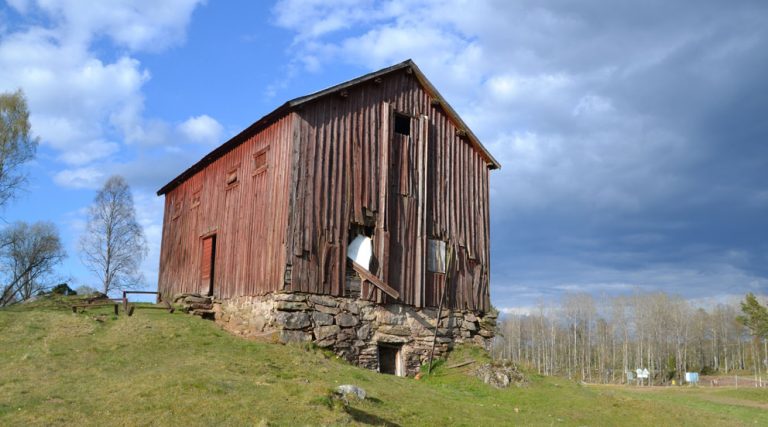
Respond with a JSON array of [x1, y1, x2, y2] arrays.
[[7, 0, 205, 52], [0, 0, 207, 173], [177, 115, 224, 145], [53, 167, 106, 189], [57, 140, 119, 165], [0, 29, 148, 163]]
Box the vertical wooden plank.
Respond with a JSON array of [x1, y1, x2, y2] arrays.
[[157, 69, 495, 313], [376, 102, 392, 303]]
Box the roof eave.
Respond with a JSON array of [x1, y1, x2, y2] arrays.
[[157, 59, 500, 196], [156, 103, 291, 196], [406, 61, 501, 170]]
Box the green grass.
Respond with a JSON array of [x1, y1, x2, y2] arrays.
[[1, 297, 766, 426]]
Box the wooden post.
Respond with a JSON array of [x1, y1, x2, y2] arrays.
[[350, 261, 399, 300], [375, 102, 391, 303]]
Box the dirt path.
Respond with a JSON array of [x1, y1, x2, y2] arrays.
[[696, 394, 768, 410], [591, 383, 768, 411]]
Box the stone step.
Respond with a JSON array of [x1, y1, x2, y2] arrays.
[[190, 309, 215, 320], [187, 302, 213, 310]]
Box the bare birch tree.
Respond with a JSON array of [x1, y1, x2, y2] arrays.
[[493, 291, 768, 385], [80, 176, 147, 295], [0, 221, 65, 306]]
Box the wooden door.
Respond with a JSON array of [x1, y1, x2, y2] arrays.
[[201, 235, 216, 296]]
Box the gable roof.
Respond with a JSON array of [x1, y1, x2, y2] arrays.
[[157, 59, 500, 196]]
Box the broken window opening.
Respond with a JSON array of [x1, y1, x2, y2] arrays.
[[427, 239, 447, 274], [394, 113, 411, 136], [349, 223, 375, 240], [378, 343, 404, 376], [348, 223, 377, 275]]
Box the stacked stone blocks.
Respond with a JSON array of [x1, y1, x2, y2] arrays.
[[205, 292, 496, 376]]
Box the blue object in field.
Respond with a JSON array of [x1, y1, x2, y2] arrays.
[[684, 372, 699, 383]]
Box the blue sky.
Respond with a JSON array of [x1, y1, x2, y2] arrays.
[[1, 0, 766, 311]]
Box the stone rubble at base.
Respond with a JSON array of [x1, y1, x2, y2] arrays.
[[175, 292, 497, 376]]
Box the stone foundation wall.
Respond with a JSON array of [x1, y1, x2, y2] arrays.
[[211, 292, 496, 376]]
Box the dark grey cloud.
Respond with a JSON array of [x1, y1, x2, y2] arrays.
[[271, 0, 768, 309], [446, 1, 768, 307]]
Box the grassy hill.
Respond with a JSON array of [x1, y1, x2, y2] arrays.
[[1, 297, 766, 426]]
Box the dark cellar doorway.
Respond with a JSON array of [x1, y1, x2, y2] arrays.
[[378, 343, 403, 376]]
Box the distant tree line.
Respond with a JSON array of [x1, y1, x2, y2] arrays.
[[492, 292, 768, 386]]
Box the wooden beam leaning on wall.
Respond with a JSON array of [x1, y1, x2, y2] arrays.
[[350, 261, 400, 300]]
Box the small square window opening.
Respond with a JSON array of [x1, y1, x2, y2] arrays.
[[394, 113, 410, 136]]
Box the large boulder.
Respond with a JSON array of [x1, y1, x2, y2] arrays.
[[377, 324, 411, 336], [376, 307, 406, 325], [308, 294, 338, 307], [335, 313, 359, 327], [475, 362, 527, 389], [314, 304, 340, 315], [274, 311, 311, 330], [275, 301, 309, 311], [273, 293, 307, 302], [312, 312, 334, 326], [279, 330, 312, 343], [314, 325, 340, 341], [335, 384, 366, 400]]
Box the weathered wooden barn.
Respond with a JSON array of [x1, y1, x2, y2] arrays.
[[157, 60, 499, 375]]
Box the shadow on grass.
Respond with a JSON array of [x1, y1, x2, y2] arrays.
[[344, 406, 401, 427]]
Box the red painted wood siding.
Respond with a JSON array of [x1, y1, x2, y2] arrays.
[[158, 68, 492, 312], [157, 114, 295, 300]]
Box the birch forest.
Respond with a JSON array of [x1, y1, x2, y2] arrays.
[[491, 292, 768, 386]]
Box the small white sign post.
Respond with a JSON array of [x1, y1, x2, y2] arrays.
[[635, 368, 649, 386]]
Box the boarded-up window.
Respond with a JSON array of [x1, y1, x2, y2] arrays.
[[253, 146, 269, 175], [191, 190, 201, 209], [226, 168, 238, 187], [172, 199, 183, 220], [427, 239, 446, 273]]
